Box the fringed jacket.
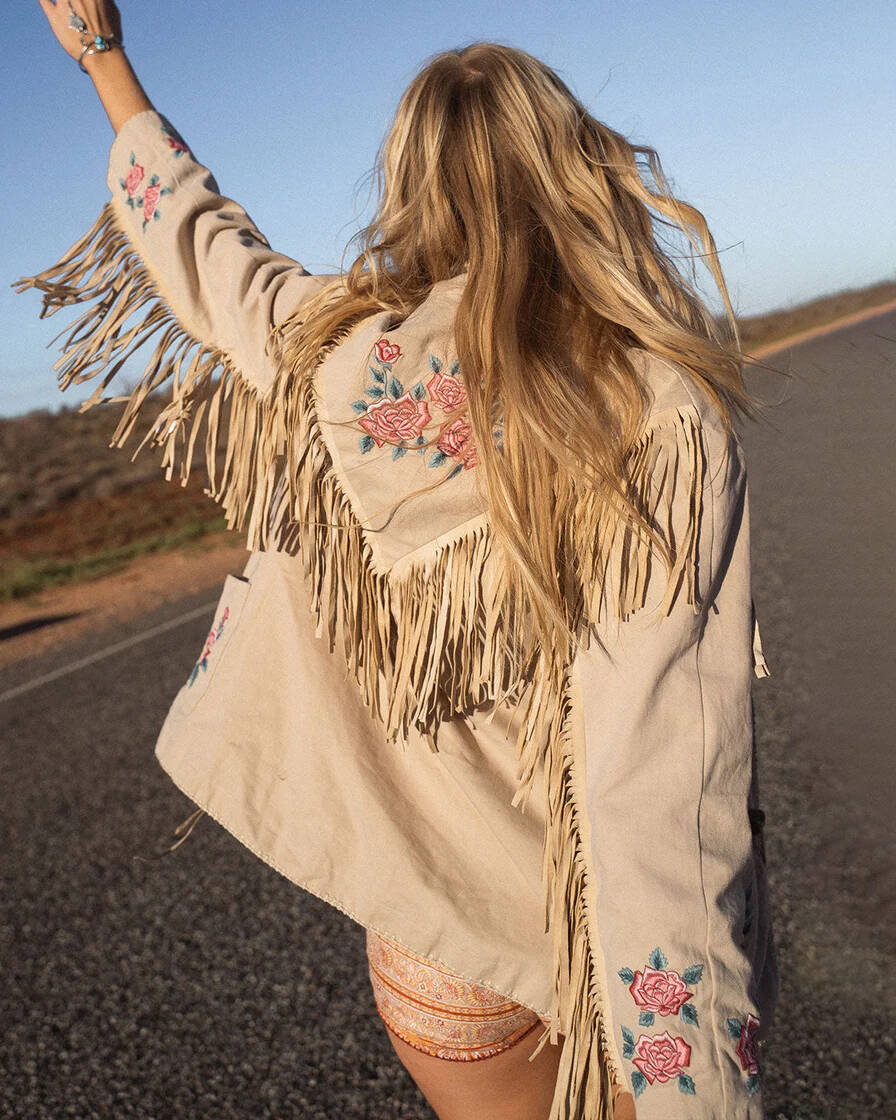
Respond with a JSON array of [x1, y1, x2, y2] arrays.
[[15, 108, 779, 1120]]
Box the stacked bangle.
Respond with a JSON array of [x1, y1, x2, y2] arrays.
[[78, 35, 124, 74], [68, 2, 124, 74]]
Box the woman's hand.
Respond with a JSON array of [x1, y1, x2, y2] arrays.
[[37, 0, 152, 134], [38, 0, 124, 63]]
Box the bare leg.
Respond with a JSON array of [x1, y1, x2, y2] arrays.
[[383, 1020, 638, 1120]]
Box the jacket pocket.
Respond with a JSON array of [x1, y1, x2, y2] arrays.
[[178, 572, 253, 717]]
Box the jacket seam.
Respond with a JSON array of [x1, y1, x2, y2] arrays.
[[695, 424, 731, 1115]]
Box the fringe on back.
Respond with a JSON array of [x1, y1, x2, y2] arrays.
[[13, 200, 709, 1119]]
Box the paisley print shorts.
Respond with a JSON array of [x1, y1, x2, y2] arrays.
[[365, 929, 545, 1061]]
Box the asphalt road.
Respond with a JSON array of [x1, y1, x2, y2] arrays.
[[2, 310, 895, 1120]]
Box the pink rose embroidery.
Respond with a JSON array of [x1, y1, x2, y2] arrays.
[[437, 416, 478, 468], [629, 967, 694, 1017], [359, 392, 431, 447], [124, 163, 144, 197], [189, 605, 229, 686], [374, 337, 401, 364], [427, 371, 467, 412], [143, 184, 162, 221], [735, 1013, 760, 1075], [632, 1031, 691, 1085]]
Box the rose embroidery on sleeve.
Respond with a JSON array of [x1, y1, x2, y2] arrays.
[[617, 947, 702, 1098], [352, 345, 497, 475], [124, 162, 144, 197], [119, 152, 172, 232], [618, 946, 703, 1028], [160, 119, 191, 157], [621, 1026, 695, 1098], [727, 1012, 762, 1095]]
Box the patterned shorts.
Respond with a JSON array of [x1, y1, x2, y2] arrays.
[[365, 928, 545, 1061]]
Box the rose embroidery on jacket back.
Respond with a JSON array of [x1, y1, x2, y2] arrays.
[[351, 338, 502, 477]]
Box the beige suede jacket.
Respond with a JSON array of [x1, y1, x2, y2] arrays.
[[14, 108, 779, 1120]]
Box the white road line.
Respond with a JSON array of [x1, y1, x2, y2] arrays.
[[0, 599, 218, 704]]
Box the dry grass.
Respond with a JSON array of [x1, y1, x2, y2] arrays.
[[3, 276, 893, 601]]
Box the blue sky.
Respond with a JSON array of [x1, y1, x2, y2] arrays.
[[2, 0, 893, 417]]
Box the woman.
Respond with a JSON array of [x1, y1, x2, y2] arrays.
[[19, 4, 779, 1118]]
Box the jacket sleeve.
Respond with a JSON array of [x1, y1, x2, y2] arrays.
[[573, 406, 777, 1118], [12, 108, 334, 549]]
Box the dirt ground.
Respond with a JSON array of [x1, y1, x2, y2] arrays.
[[0, 529, 250, 672]]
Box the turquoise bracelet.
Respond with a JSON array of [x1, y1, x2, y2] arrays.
[[78, 36, 123, 75]]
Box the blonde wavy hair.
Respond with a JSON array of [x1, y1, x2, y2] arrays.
[[275, 41, 764, 654]]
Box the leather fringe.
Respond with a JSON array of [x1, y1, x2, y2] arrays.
[[14, 201, 708, 1119]]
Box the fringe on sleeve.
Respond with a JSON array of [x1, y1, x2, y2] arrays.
[[12, 200, 285, 552]]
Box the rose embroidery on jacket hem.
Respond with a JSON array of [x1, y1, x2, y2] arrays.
[[618, 946, 703, 1028], [188, 605, 229, 686], [727, 1012, 762, 1095], [351, 339, 501, 476], [119, 151, 173, 232]]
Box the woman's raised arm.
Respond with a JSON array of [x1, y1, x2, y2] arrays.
[[16, 1, 335, 552], [38, 0, 152, 132]]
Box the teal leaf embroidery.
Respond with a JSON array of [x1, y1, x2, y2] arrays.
[[638, 1011, 654, 1027], [727, 1017, 743, 1040], [618, 968, 635, 985], [353, 342, 484, 474], [682, 965, 704, 985], [746, 1074, 761, 1096], [678, 1073, 696, 1095], [680, 1002, 699, 1026], [630, 1071, 648, 1098], [648, 947, 668, 970]]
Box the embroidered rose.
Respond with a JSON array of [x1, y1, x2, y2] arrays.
[[359, 392, 431, 447], [167, 136, 190, 154], [427, 371, 467, 412], [438, 416, 478, 467], [143, 184, 162, 221], [124, 163, 144, 197], [632, 1031, 691, 1085], [735, 1013, 761, 1075], [629, 967, 694, 1017], [189, 606, 229, 686], [374, 337, 401, 364]]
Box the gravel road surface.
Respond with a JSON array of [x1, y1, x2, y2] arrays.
[[2, 310, 894, 1119]]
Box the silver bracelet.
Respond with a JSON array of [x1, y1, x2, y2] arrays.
[[69, 1, 123, 74], [78, 39, 123, 74]]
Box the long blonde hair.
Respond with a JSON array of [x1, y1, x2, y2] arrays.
[[276, 41, 763, 654]]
